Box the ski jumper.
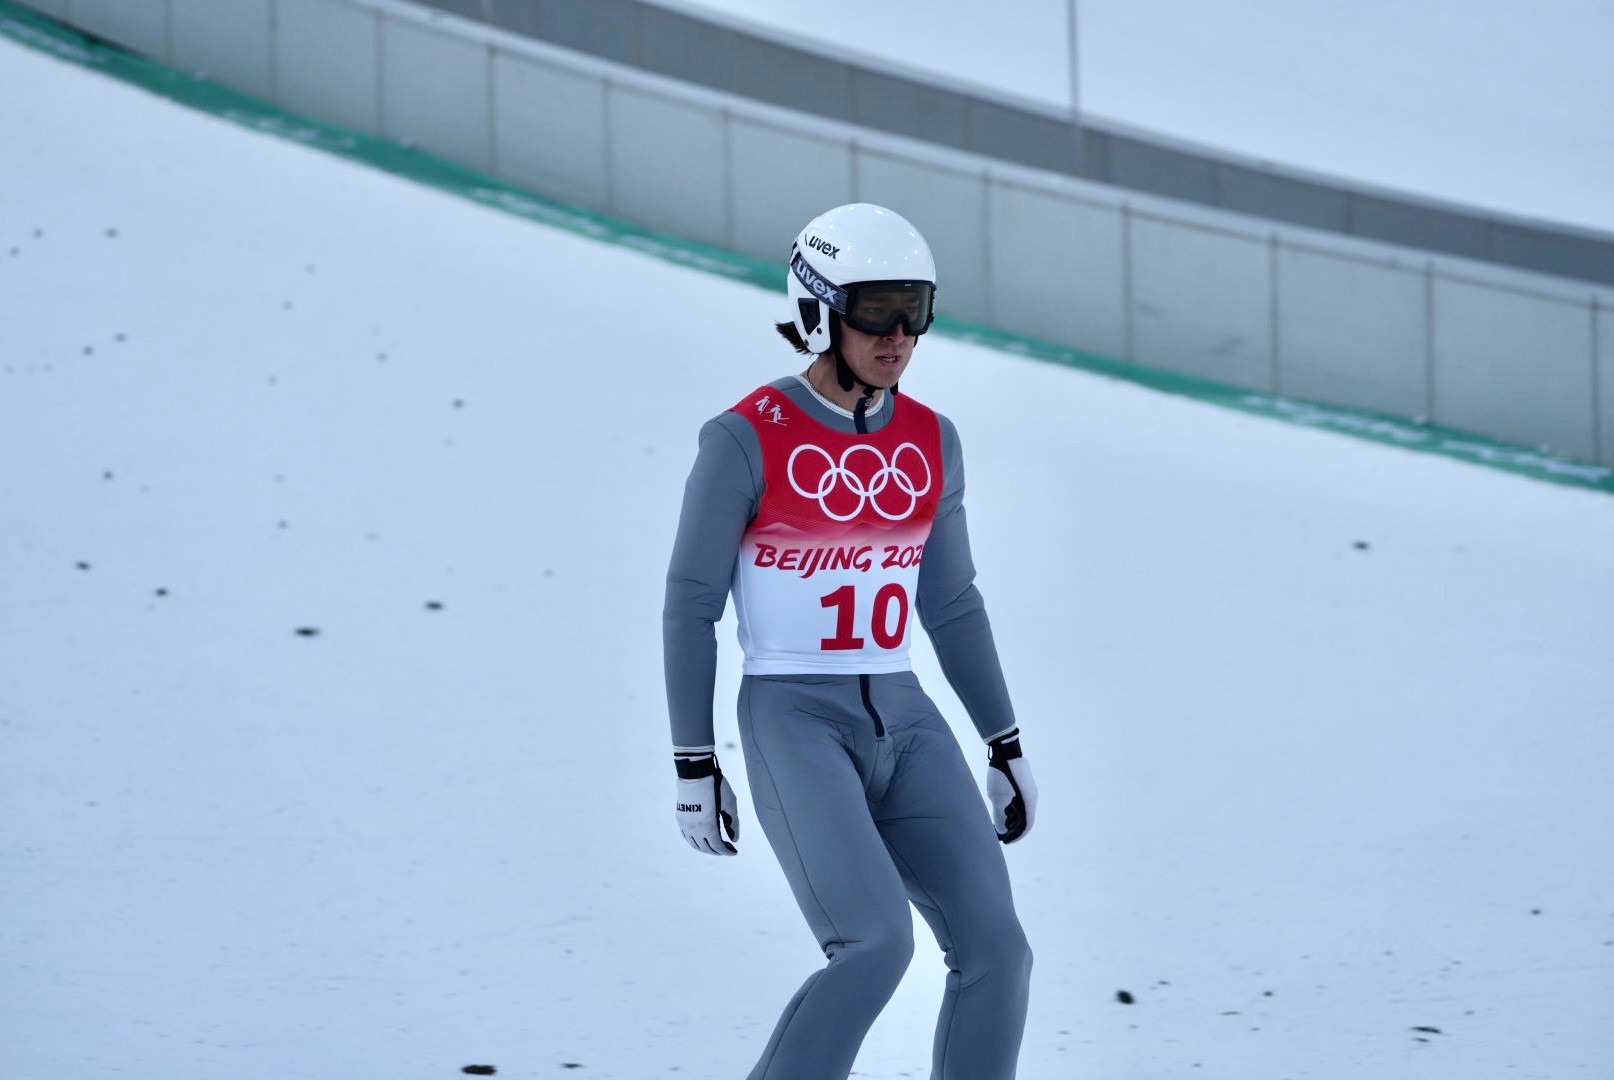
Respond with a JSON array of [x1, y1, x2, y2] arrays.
[[663, 375, 1032, 1080]]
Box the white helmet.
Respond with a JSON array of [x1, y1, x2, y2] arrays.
[[787, 203, 937, 355]]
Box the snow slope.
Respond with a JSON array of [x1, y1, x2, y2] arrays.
[[3, 31, 1614, 1080]]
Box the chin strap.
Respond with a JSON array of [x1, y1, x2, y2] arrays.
[[831, 342, 876, 434], [852, 385, 874, 434]]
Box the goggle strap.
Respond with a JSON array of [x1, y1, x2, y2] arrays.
[[791, 248, 849, 312]]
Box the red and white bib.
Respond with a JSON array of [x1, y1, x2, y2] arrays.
[[730, 385, 944, 675]]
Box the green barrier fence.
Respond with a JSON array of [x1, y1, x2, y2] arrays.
[[3, 0, 1609, 495]]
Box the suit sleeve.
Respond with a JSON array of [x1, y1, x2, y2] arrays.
[[915, 414, 1019, 742], [662, 413, 762, 751]]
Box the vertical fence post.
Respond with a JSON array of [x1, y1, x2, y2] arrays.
[[1269, 231, 1282, 395], [1422, 261, 1437, 425], [1120, 202, 1134, 363], [1592, 296, 1605, 464]]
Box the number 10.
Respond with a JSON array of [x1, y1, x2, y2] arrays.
[[820, 583, 909, 651]]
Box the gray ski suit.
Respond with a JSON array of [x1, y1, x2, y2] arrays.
[[663, 374, 1032, 1079]]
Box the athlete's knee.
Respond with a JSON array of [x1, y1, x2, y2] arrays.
[[831, 923, 915, 989], [861, 923, 916, 979], [989, 917, 1032, 978], [957, 917, 1032, 989], [1007, 922, 1033, 984]]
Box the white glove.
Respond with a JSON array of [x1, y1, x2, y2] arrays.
[[674, 750, 740, 855], [986, 728, 1037, 844]]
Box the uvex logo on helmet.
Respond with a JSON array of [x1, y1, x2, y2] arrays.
[[806, 236, 840, 258], [791, 250, 848, 309]]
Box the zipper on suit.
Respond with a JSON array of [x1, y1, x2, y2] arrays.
[[858, 673, 886, 738], [853, 396, 884, 737]]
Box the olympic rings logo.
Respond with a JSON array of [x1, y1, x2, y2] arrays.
[[786, 442, 933, 522]]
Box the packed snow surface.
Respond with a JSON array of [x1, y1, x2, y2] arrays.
[[3, 31, 1613, 1080]]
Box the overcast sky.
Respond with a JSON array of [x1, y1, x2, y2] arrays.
[[650, 0, 1614, 234]]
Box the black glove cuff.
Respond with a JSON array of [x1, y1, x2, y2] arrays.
[[674, 752, 717, 780], [987, 728, 1023, 765]]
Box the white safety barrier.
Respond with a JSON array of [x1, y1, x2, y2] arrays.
[[24, 0, 1614, 466]]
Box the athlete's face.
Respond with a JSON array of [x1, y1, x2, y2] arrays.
[[837, 319, 915, 390]]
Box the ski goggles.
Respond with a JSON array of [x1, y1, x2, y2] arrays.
[[792, 249, 936, 337]]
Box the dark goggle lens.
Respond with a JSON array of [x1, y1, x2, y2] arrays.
[[842, 282, 935, 337]]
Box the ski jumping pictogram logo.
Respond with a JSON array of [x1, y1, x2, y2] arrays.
[[755, 395, 788, 425]]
